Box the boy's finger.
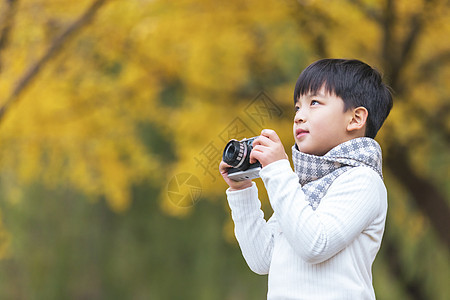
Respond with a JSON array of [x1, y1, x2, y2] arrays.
[[250, 145, 269, 163], [261, 129, 281, 143], [252, 135, 272, 147], [249, 149, 260, 164], [219, 160, 231, 173]]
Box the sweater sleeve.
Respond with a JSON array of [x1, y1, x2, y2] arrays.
[[260, 159, 386, 264], [226, 182, 276, 275]]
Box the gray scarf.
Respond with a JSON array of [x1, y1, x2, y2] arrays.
[[292, 137, 383, 210]]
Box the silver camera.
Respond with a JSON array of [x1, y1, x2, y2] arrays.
[[222, 137, 261, 181]]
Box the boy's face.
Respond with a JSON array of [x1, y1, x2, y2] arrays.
[[293, 87, 355, 156]]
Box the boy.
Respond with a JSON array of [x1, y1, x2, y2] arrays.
[[219, 59, 393, 299]]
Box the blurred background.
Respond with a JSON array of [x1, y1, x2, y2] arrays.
[[0, 0, 448, 299]]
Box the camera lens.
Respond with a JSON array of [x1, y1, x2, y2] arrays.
[[223, 143, 234, 161], [223, 140, 241, 166], [223, 138, 254, 171]]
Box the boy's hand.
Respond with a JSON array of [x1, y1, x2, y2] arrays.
[[250, 129, 288, 168], [219, 161, 253, 191]]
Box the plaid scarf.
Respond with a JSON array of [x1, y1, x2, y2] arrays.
[[292, 137, 383, 210]]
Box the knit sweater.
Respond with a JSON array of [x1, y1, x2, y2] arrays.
[[226, 159, 387, 299]]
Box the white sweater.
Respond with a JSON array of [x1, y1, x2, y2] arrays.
[[226, 159, 387, 300]]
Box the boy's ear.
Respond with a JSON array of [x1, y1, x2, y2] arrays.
[[347, 106, 368, 132]]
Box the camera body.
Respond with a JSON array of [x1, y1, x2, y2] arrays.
[[222, 136, 261, 181]]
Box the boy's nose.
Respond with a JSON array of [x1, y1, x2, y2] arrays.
[[294, 109, 306, 123]]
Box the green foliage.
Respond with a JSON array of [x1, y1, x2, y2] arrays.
[[0, 181, 268, 299]]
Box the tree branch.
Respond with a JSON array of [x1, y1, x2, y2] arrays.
[[381, 0, 396, 81], [417, 50, 450, 81], [292, 0, 335, 58], [0, 0, 19, 72], [389, 13, 426, 89], [347, 0, 382, 24], [382, 233, 428, 300], [385, 146, 450, 249], [0, 0, 110, 124], [384, 0, 439, 91]]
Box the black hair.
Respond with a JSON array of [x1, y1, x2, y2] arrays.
[[293, 58, 393, 138]]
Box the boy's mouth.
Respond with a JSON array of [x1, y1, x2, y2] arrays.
[[295, 128, 309, 139]]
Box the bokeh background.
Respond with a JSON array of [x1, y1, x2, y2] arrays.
[[0, 0, 448, 299]]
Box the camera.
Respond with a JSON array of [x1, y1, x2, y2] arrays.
[[222, 136, 261, 181]]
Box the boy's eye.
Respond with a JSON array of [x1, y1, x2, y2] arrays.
[[294, 106, 300, 112], [311, 100, 320, 106]]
